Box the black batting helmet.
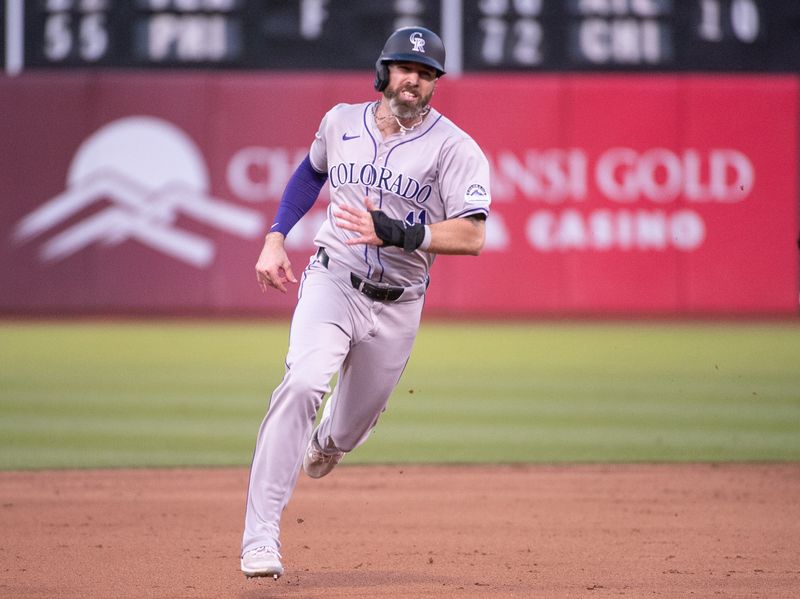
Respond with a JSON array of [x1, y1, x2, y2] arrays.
[[373, 27, 446, 92]]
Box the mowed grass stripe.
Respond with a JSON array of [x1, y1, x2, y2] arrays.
[[5, 398, 791, 437], [368, 420, 800, 447], [1, 392, 266, 418], [0, 446, 248, 468], [354, 421, 800, 462], [1, 321, 798, 469], [388, 394, 800, 427]]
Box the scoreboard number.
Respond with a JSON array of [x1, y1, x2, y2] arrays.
[[477, 0, 544, 66], [698, 0, 759, 44], [42, 0, 109, 63]]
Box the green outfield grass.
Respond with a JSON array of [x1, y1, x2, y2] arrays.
[[1, 320, 798, 469]]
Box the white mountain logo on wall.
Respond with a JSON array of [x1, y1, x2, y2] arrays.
[[13, 116, 264, 268]]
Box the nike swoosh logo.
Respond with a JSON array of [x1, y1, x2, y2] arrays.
[[342, 133, 360, 141]]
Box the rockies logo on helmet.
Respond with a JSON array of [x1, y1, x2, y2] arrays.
[[409, 32, 426, 53], [373, 27, 446, 92]]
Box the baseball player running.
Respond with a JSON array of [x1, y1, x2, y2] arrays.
[[241, 26, 491, 579]]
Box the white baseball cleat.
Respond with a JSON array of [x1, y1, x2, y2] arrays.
[[240, 546, 284, 579], [303, 430, 344, 479]]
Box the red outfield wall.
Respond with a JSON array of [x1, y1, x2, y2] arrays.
[[0, 73, 797, 315]]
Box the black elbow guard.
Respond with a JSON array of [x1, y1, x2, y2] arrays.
[[370, 210, 426, 253]]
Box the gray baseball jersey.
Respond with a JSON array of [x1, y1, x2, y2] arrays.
[[242, 99, 491, 562], [310, 101, 491, 286]]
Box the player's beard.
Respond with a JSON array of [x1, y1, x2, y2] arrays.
[[384, 83, 434, 121]]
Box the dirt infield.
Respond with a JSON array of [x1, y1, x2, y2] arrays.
[[2, 464, 799, 598]]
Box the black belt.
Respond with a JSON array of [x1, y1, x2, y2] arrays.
[[316, 247, 405, 302]]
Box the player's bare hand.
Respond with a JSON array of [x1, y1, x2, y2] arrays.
[[255, 232, 297, 293], [334, 198, 384, 246]]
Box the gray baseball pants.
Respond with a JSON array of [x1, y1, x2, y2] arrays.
[[242, 256, 424, 555]]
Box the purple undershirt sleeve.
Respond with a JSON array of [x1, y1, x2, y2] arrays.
[[270, 155, 328, 237]]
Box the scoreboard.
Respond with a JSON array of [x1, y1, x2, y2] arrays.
[[4, 0, 800, 74]]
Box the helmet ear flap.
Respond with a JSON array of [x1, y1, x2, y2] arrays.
[[374, 60, 389, 92]]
